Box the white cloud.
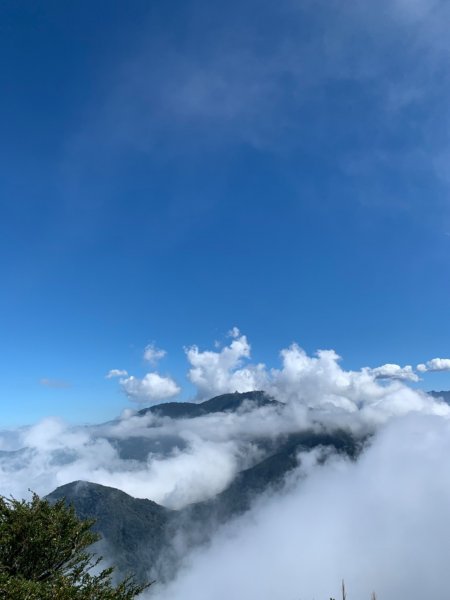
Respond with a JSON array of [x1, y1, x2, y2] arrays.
[[228, 326, 241, 339], [88, 0, 450, 152], [120, 372, 180, 404], [119, 439, 248, 509], [269, 346, 358, 408], [105, 369, 129, 379], [156, 413, 450, 600], [107, 345, 173, 404], [265, 346, 436, 420], [3, 369, 450, 600], [143, 344, 167, 365], [417, 358, 450, 373], [180, 334, 450, 431], [0, 413, 261, 509], [106, 332, 446, 424], [186, 331, 267, 399], [369, 363, 420, 382]]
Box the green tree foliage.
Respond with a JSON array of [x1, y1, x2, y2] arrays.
[[0, 492, 151, 599]]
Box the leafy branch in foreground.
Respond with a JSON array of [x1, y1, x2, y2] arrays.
[[0, 492, 151, 599]]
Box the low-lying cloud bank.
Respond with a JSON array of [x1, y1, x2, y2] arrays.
[[156, 414, 450, 600], [2, 332, 450, 599]]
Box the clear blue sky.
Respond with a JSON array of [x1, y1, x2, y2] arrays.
[[2, 0, 450, 426]]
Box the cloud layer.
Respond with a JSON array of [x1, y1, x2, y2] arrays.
[[156, 414, 450, 600], [2, 333, 449, 508], [3, 331, 450, 600]]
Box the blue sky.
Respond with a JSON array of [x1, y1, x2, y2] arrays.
[[2, 0, 450, 426]]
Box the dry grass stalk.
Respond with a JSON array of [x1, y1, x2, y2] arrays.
[[329, 581, 378, 600]]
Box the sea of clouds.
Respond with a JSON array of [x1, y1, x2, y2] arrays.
[[1, 330, 450, 599], [156, 413, 450, 600]]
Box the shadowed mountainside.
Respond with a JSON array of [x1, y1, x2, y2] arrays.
[[47, 480, 171, 581], [47, 391, 363, 583], [138, 390, 279, 419], [108, 391, 279, 461], [429, 390, 450, 404]]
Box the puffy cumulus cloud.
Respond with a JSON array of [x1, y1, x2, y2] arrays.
[[105, 369, 128, 379], [107, 343, 174, 404], [144, 344, 167, 365], [155, 413, 450, 600], [186, 330, 267, 399], [265, 345, 402, 418], [268, 346, 360, 411], [417, 358, 450, 372], [120, 372, 180, 403], [185, 336, 446, 424], [368, 363, 420, 382], [110, 331, 448, 423], [252, 344, 447, 432]]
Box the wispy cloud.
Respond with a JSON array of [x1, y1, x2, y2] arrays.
[[143, 343, 167, 366], [39, 378, 72, 389], [94, 0, 450, 149], [57, 0, 450, 246], [105, 369, 129, 379]]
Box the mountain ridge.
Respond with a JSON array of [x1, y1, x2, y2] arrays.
[[47, 390, 363, 583], [137, 390, 279, 419]]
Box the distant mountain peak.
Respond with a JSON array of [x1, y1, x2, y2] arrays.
[[137, 390, 279, 419], [428, 390, 450, 404]]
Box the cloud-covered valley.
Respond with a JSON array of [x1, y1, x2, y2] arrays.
[[158, 413, 450, 600], [1, 331, 450, 599]]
